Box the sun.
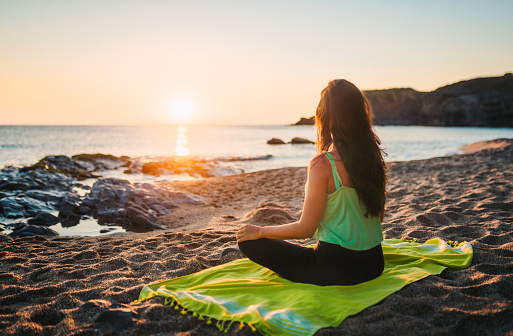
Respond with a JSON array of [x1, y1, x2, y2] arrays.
[[168, 94, 197, 124]]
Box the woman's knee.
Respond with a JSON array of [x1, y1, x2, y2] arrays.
[[237, 239, 262, 257]]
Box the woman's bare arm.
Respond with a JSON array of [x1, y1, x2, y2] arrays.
[[237, 155, 328, 242]]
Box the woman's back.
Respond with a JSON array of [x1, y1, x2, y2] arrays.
[[313, 152, 383, 251]]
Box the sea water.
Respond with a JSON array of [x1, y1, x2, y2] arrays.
[[2, 125, 513, 172], [1, 125, 512, 236]]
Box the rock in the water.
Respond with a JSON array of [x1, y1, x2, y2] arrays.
[[94, 307, 138, 330], [61, 214, 81, 227], [267, 138, 286, 145], [20, 155, 97, 180], [0, 196, 55, 218], [25, 190, 67, 205], [9, 225, 59, 238], [0, 197, 26, 218], [290, 137, 315, 144], [28, 212, 61, 226], [58, 191, 81, 219], [72, 153, 131, 171], [80, 178, 203, 232]]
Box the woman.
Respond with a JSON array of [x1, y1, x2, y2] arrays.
[[236, 79, 387, 286]]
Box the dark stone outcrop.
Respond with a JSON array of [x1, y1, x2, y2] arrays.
[[71, 154, 131, 171], [267, 138, 286, 145], [79, 178, 206, 232], [291, 73, 513, 127], [20, 154, 131, 180], [1, 155, 208, 236], [27, 212, 61, 226], [290, 137, 315, 144], [58, 191, 81, 219], [9, 225, 59, 238], [134, 157, 243, 177]]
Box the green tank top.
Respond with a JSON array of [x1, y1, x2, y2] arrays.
[[312, 152, 383, 251]]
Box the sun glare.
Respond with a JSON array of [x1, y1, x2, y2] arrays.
[[169, 95, 196, 124]]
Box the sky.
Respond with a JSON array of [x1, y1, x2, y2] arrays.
[[1, 0, 512, 126]]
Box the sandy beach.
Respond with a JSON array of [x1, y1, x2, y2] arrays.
[[1, 138, 512, 335]]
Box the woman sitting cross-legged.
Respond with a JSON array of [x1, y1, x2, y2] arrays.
[[237, 79, 387, 286]]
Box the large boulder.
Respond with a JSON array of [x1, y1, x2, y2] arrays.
[[80, 178, 204, 232], [9, 224, 59, 238], [28, 212, 61, 226]]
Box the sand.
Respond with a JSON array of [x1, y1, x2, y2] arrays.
[[1, 138, 512, 335]]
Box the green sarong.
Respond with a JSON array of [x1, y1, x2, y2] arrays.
[[138, 238, 473, 336]]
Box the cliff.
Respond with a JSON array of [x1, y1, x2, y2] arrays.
[[292, 73, 513, 127]]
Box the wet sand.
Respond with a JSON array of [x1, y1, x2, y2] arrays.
[[1, 138, 512, 335]]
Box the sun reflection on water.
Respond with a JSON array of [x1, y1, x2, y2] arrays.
[[175, 125, 190, 156]]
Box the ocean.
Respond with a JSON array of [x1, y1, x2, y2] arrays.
[[2, 125, 513, 237], [2, 125, 513, 174]]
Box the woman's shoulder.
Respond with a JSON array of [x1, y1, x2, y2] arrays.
[[308, 153, 330, 176]]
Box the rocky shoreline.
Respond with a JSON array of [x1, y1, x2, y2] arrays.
[[0, 153, 273, 238]]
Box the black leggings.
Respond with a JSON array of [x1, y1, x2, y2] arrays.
[[238, 239, 384, 286]]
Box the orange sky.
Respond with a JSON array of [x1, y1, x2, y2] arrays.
[[1, 1, 512, 125]]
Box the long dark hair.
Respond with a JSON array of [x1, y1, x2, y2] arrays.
[[315, 79, 387, 217]]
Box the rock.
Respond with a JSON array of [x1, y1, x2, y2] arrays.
[[58, 191, 81, 219], [0, 181, 31, 191], [123, 160, 144, 174], [215, 154, 273, 162], [25, 190, 67, 205], [99, 228, 116, 234], [28, 212, 61, 226], [291, 116, 315, 125], [20, 155, 97, 180], [94, 307, 138, 330], [0, 197, 26, 218], [9, 225, 59, 238], [21, 197, 57, 217], [80, 178, 202, 232], [290, 137, 315, 144], [61, 214, 81, 227], [71, 153, 131, 171], [80, 300, 112, 309], [125, 204, 163, 231], [126, 157, 243, 177], [267, 138, 286, 145], [0, 196, 53, 218]]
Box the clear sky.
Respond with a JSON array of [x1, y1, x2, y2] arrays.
[[1, 0, 512, 125]]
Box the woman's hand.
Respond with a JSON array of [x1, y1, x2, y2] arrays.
[[236, 224, 263, 242]]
